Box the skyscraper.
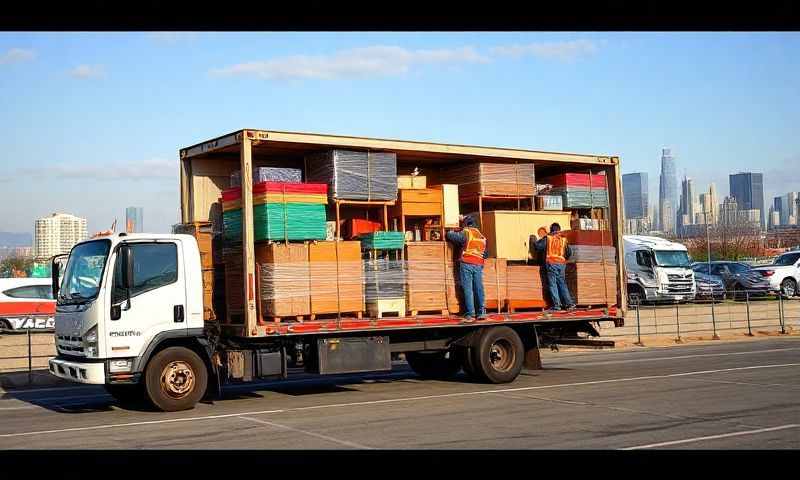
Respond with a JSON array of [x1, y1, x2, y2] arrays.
[[126, 207, 143, 233], [708, 183, 718, 223], [622, 172, 648, 220], [658, 148, 678, 234], [34, 213, 88, 260], [729, 172, 765, 230], [678, 176, 695, 236]]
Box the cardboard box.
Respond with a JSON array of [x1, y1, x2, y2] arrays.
[[256, 243, 310, 318], [308, 241, 364, 315]]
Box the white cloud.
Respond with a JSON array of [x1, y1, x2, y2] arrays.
[[209, 45, 490, 80], [491, 40, 599, 62], [68, 64, 106, 79], [0, 48, 36, 65], [25, 158, 176, 181]]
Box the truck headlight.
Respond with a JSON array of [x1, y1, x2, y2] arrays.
[[109, 359, 133, 373], [84, 325, 98, 356]]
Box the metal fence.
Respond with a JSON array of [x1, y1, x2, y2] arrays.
[[0, 328, 56, 376], [616, 290, 799, 345]]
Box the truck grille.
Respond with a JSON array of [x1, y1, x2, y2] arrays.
[[665, 273, 694, 294], [56, 335, 85, 356]]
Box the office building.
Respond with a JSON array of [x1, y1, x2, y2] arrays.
[[622, 172, 649, 220], [34, 213, 88, 260], [658, 148, 678, 234], [126, 207, 144, 233], [729, 172, 765, 230]]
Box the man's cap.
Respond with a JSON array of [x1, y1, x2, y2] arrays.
[[463, 215, 478, 227]]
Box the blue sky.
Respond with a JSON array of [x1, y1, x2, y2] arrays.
[[1, 32, 798, 235]]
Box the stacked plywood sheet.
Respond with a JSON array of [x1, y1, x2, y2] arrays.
[[256, 243, 311, 320], [438, 162, 535, 197], [404, 242, 450, 314], [506, 265, 546, 311], [566, 263, 617, 306], [563, 229, 613, 246], [359, 231, 405, 250], [540, 173, 609, 208], [223, 243, 244, 323], [305, 149, 397, 201], [230, 166, 302, 187], [569, 245, 617, 264], [364, 258, 406, 302], [308, 241, 364, 316]]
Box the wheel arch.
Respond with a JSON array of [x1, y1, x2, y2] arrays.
[[132, 329, 215, 382]]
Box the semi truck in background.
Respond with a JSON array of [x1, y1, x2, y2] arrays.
[[623, 235, 695, 304], [46, 129, 627, 412]]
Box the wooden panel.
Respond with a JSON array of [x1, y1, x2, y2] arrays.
[[308, 241, 364, 315], [400, 202, 442, 217], [433, 184, 460, 228], [506, 265, 546, 308], [479, 211, 572, 261], [399, 188, 443, 204], [256, 243, 310, 318], [566, 262, 617, 306], [397, 175, 427, 189], [404, 242, 449, 312]]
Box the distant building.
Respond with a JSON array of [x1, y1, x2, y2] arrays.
[[729, 172, 765, 230], [678, 176, 696, 236], [770, 209, 781, 228], [622, 172, 649, 220], [658, 149, 678, 234], [719, 197, 739, 225], [34, 213, 88, 260], [624, 217, 651, 235], [126, 207, 143, 233]]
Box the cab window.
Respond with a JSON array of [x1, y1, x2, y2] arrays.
[[3, 285, 51, 299], [112, 243, 178, 305]]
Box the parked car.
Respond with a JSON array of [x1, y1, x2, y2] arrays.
[[751, 250, 800, 297], [691, 261, 772, 299], [0, 278, 55, 330], [690, 268, 726, 301]]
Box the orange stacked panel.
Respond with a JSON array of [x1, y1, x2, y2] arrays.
[[256, 243, 311, 320], [308, 241, 364, 316], [566, 263, 617, 306], [506, 265, 546, 311], [405, 242, 450, 314]]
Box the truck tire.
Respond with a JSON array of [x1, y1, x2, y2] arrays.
[[781, 278, 797, 298], [144, 346, 208, 412], [469, 326, 524, 384], [405, 351, 462, 380], [104, 384, 145, 405]]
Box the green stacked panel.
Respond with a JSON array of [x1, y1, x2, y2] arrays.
[[359, 231, 406, 250], [223, 204, 327, 242]]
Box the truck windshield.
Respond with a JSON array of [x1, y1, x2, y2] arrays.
[[59, 240, 111, 305], [654, 250, 691, 268]]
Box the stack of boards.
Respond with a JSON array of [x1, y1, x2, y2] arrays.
[[438, 162, 535, 197], [562, 229, 617, 306], [541, 173, 610, 208], [306, 149, 398, 201]]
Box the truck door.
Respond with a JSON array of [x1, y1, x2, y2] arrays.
[[106, 241, 187, 359]]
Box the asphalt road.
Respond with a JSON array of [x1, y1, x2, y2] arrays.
[[0, 337, 798, 450]]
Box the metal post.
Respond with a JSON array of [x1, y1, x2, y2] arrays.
[[634, 301, 644, 347], [745, 290, 753, 336], [27, 328, 32, 385], [779, 294, 786, 334], [710, 293, 719, 340], [675, 302, 683, 343]]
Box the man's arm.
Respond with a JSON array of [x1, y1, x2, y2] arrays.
[[565, 243, 573, 260], [445, 230, 465, 247], [534, 236, 546, 252]]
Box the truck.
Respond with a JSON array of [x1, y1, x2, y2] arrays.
[[623, 235, 695, 304], [48, 129, 627, 412]]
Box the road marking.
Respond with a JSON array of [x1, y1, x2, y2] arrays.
[[239, 415, 373, 449], [552, 347, 800, 367], [3, 362, 796, 439], [621, 424, 800, 449], [0, 406, 36, 411]]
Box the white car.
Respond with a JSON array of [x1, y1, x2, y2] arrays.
[[751, 250, 800, 297], [0, 278, 55, 330]]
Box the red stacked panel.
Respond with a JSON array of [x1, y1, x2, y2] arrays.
[[541, 173, 608, 189]]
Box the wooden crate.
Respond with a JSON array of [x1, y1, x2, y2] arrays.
[[404, 242, 450, 314], [566, 262, 617, 306], [397, 175, 427, 190], [479, 210, 572, 261], [308, 241, 364, 315], [256, 243, 311, 319], [366, 297, 406, 318], [506, 265, 546, 311]]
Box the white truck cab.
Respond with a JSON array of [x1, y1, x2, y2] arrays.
[[623, 235, 695, 304], [48, 233, 205, 389]]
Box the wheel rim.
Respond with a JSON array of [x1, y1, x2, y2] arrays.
[[489, 339, 515, 372], [783, 281, 796, 297], [160, 360, 196, 399]]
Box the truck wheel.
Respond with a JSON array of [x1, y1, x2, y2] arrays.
[[104, 384, 145, 405], [405, 351, 462, 380], [470, 326, 524, 384], [781, 278, 797, 298], [144, 347, 208, 412]]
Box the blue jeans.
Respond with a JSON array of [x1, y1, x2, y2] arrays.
[[459, 262, 486, 317], [546, 263, 574, 310]]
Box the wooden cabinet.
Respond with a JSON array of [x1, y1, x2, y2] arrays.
[[308, 241, 364, 316], [390, 188, 445, 236], [478, 210, 572, 261]]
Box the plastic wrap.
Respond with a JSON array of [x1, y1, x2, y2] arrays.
[[364, 259, 406, 301], [359, 231, 405, 250], [305, 149, 397, 201], [549, 187, 609, 208], [438, 162, 535, 197], [230, 167, 302, 187]]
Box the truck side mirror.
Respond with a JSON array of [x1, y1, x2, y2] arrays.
[[51, 260, 60, 300], [120, 245, 134, 290]]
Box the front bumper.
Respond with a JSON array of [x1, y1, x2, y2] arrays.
[[48, 356, 106, 385]]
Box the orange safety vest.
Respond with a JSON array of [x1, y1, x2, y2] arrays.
[[545, 234, 568, 264], [461, 227, 487, 265]]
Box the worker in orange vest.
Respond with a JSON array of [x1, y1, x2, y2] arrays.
[[446, 214, 489, 322], [534, 222, 576, 313]]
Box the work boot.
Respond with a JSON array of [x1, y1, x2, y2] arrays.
[[543, 308, 561, 315], [477, 312, 488, 320], [565, 305, 577, 312], [462, 315, 475, 323]]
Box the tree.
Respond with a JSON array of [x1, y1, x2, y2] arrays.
[[0, 256, 35, 278]]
